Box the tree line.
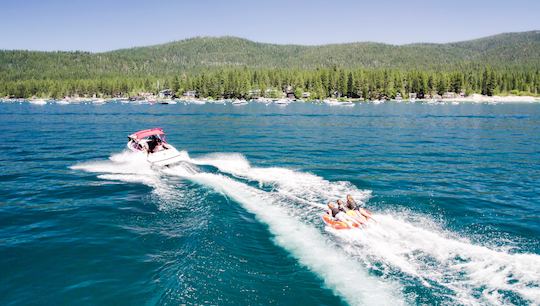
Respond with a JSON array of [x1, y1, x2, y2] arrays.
[[1, 67, 538, 99]]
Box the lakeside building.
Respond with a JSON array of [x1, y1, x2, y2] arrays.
[[265, 88, 283, 98], [158, 89, 173, 99], [138, 92, 153, 98], [248, 89, 261, 98], [183, 90, 197, 98], [443, 92, 458, 99], [283, 85, 295, 99]]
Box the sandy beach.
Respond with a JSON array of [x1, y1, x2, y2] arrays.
[[445, 94, 540, 103]]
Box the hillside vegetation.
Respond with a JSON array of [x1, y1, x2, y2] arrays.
[[1, 31, 539, 98]]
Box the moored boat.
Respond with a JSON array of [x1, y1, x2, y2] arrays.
[[232, 99, 248, 105], [29, 99, 47, 105]]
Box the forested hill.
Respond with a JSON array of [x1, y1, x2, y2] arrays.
[[1, 31, 539, 80]]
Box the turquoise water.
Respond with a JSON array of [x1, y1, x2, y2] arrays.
[[1, 102, 539, 305]]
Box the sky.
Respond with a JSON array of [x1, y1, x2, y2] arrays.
[[1, 0, 539, 52]]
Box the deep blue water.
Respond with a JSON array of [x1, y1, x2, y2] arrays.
[[1, 102, 539, 305]]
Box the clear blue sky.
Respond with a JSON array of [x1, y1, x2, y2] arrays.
[[1, 0, 539, 52]]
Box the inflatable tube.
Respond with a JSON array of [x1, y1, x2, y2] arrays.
[[322, 214, 359, 230], [346, 210, 368, 224]]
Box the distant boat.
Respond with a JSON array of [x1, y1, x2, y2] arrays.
[[56, 99, 70, 105], [190, 99, 206, 105], [257, 97, 273, 104], [92, 98, 106, 104], [29, 99, 47, 105], [323, 99, 340, 106], [232, 99, 248, 105], [275, 98, 290, 105]]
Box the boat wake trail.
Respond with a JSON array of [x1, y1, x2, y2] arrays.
[[72, 151, 403, 305], [72, 151, 540, 305], [70, 151, 194, 210], [190, 152, 540, 305]]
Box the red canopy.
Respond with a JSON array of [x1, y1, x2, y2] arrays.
[[129, 128, 165, 140]]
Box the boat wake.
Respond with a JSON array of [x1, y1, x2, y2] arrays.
[[72, 151, 540, 305]]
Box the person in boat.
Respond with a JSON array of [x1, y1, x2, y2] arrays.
[[147, 135, 160, 153], [336, 199, 348, 211], [338, 198, 367, 225], [346, 194, 372, 220], [140, 139, 150, 153], [327, 202, 341, 219], [344, 196, 358, 210], [330, 201, 364, 226]]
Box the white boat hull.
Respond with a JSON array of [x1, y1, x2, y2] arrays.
[[127, 141, 186, 167], [146, 146, 186, 167]]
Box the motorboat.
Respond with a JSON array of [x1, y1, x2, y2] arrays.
[[323, 99, 338, 105], [127, 128, 185, 167], [232, 99, 248, 105], [92, 98, 106, 104], [185, 99, 206, 105], [275, 98, 291, 105], [29, 99, 47, 105], [56, 99, 71, 105], [324, 99, 353, 106], [339, 100, 354, 106]]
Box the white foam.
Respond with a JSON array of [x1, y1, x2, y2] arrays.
[[72, 151, 404, 305], [73, 151, 540, 305], [71, 151, 186, 210], [191, 152, 540, 305], [192, 153, 371, 209], [162, 166, 404, 305]]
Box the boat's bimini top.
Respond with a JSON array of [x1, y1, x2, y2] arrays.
[[128, 128, 165, 140]]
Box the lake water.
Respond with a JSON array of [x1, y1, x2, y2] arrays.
[[1, 102, 539, 305]]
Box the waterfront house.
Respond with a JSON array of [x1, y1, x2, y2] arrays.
[[183, 90, 197, 98], [248, 89, 261, 98], [159, 89, 173, 99], [265, 88, 283, 98], [443, 92, 457, 99]]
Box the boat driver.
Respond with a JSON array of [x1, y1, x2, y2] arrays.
[[147, 135, 160, 153]]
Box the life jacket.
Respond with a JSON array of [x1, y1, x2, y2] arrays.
[[330, 206, 340, 218], [347, 200, 357, 210]]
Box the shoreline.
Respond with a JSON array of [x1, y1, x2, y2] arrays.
[[439, 94, 540, 103], [2, 94, 539, 105]]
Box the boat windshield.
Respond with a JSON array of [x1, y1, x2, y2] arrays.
[[149, 134, 165, 142]]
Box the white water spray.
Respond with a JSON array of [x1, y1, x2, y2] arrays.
[[72, 151, 404, 305], [190, 152, 540, 305], [72, 151, 540, 305]]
